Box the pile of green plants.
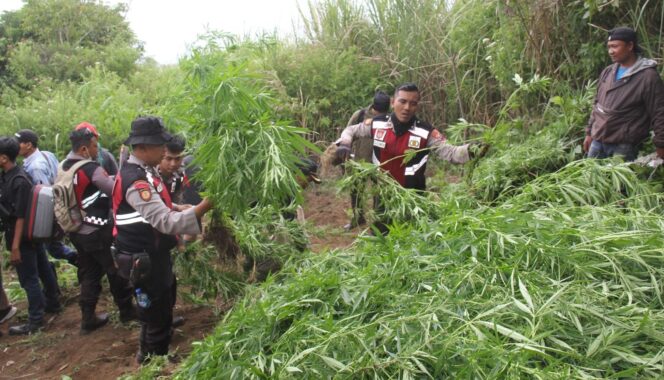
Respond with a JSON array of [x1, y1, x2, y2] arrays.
[[456, 77, 595, 202], [176, 156, 664, 378]]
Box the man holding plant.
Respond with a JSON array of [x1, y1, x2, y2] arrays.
[[336, 83, 483, 191], [335, 83, 486, 233], [112, 117, 214, 364], [584, 27, 664, 161]]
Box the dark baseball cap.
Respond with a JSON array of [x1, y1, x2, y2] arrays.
[[608, 27, 641, 53], [608, 27, 637, 43], [14, 129, 39, 146], [124, 116, 172, 146]]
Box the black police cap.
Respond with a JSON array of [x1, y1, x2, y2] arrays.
[[124, 117, 173, 146]]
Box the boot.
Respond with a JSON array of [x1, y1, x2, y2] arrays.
[[9, 321, 43, 335], [172, 316, 185, 328], [135, 349, 148, 365], [80, 307, 109, 335]]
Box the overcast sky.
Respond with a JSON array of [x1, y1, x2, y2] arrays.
[[0, 0, 304, 64]]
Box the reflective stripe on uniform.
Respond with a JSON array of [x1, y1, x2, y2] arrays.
[[405, 154, 429, 176], [372, 120, 390, 130], [410, 126, 430, 139], [115, 211, 149, 225], [372, 150, 381, 165], [81, 190, 101, 209]]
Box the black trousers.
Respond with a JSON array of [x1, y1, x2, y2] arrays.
[[133, 241, 178, 356], [70, 226, 132, 311], [138, 276, 177, 356]]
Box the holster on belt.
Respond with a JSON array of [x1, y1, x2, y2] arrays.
[[112, 245, 152, 287]]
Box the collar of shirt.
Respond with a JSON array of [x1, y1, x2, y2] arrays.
[[128, 154, 159, 177], [127, 154, 149, 168], [158, 167, 184, 182], [23, 148, 43, 169]]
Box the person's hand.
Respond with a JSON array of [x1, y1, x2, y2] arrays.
[[583, 135, 592, 153], [335, 145, 352, 163], [200, 198, 214, 212], [10, 247, 21, 266], [656, 147, 664, 159], [173, 203, 193, 212], [469, 142, 490, 159]]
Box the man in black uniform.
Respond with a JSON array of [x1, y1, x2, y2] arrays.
[[63, 129, 135, 334], [112, 117, 213, 363]]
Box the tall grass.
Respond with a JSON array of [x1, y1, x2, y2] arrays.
[[0, 64, 175, 156]]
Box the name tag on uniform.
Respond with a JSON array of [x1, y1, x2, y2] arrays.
[[408, 135, 421, 148], [156, 184, 163, 193], [374, 129, 387, 141], [374, 140, 386, 148]]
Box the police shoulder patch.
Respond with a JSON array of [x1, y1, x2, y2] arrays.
[[133, 180, 152, 201]]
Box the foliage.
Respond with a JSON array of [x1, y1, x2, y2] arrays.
[[0, 0, 142, 88], [0, 66, 156, 156], [462, 77, 595, 202], [177, 156, 664, 378], [166, 35, 318, 216], [117, 355, 168, 380], [268, 44, 385, 142], [174, 243, 246, 304]]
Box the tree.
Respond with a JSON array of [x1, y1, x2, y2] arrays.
[[0, 0, 142, 88]]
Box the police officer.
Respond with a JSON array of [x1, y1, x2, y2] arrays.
[[63, 129, 134, 334], [336, 83, 486, 233], [337, 83, 478, 190], [112, 117, 213, 363]]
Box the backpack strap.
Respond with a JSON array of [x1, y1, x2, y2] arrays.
[[3, 171, 34, 216], [58, 158, 93, 174]]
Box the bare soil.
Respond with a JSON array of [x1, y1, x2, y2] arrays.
[[0, 185, 357, 379]]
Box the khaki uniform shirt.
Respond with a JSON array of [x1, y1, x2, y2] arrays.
[[125, 155, 201, 236]]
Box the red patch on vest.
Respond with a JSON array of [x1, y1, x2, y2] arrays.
[[133, 181, 152, 201]]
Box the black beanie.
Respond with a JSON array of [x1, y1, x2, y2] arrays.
[[372, 91, 390, 113]]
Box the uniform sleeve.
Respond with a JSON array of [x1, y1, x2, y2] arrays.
[[339, 122, 372, 146], [427, 137, 471, 164], [644, 70, 664, 148], [126, 181, 201, 236], [91, 166, 114, 196], [347, 109, 363, 127]]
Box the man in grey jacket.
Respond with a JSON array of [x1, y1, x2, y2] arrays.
[[584, 27, 664, 161]]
